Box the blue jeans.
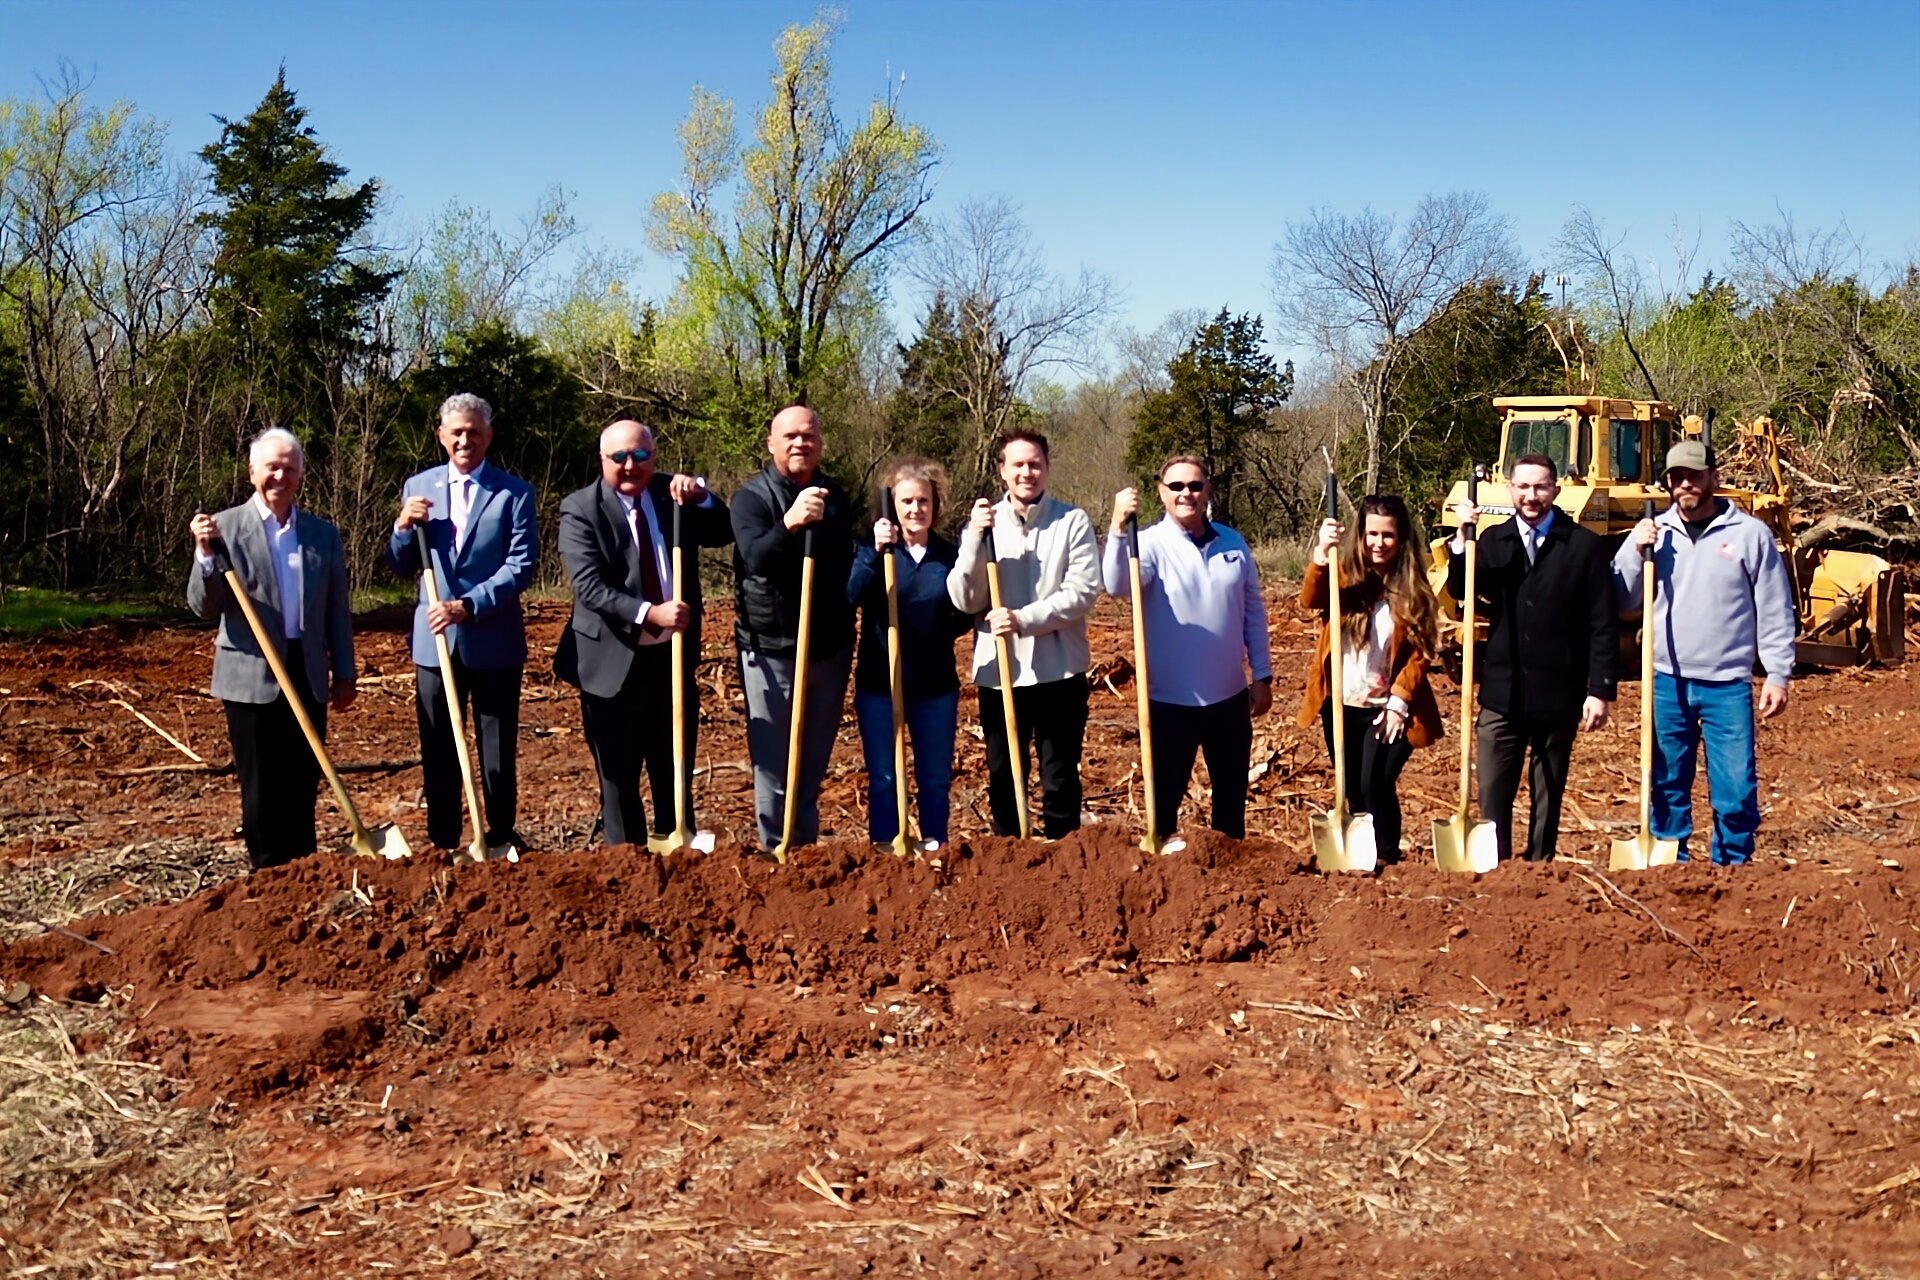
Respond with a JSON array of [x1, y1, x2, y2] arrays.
[[1652, 673, 1761, 865], [853, 689, 959, 843]]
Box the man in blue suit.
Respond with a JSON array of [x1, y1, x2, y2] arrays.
[[386, 392, 538, 854]]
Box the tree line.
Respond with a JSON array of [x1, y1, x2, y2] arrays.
[[3, 16, 1915, 595]]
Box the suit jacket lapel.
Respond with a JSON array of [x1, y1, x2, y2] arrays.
[[297, 511, 323, 638], [600, 481, 639, 591], [236, 505, 280, 620], [456, 467, 499, 566]]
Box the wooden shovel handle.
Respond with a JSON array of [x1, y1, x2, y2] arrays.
[[210, 544, 367, 839]]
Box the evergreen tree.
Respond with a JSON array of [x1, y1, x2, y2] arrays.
[[198, 68, 397, 434], [1126, 309, 1292, 529]]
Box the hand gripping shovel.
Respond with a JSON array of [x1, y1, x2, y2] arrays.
[[1308, 459, 1377, 873], [985, 529, 1032, 840], [421, 563, 500, 864], [1611, 500, 1681, 871], [1432, 467, 1498, 873], [209, 533, 411, 861], [772, 526, 816, 864], [879, 492, 914, 857], [1126, 513, 1183, 856], [650, 496, 716, 856]]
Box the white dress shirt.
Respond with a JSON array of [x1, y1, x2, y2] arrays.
[[253, 494, 303, 639], [449, 463, 481, 552]]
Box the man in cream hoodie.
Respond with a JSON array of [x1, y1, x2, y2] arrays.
[[1614, 440, 1797, 865], [949, 429, 1100, 838]]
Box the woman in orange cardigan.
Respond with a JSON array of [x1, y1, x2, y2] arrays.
[[1296, 493, 1443, 862]]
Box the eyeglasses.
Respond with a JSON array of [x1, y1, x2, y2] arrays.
[[1161, 480, 1207, 493], [604, 448, 652, 465]]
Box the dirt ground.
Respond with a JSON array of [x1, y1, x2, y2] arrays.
[[2, 592, 1918, 1278]]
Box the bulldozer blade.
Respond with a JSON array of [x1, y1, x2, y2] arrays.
[[348, 822, 412, 862], [1432, 812, 1499, 875], [1608, 832, 1682, 872], [1311, 811, 1377, 874]]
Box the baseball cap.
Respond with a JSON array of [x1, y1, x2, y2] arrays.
[[1663, 440, 1715, 474]]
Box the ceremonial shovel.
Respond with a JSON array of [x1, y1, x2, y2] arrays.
[[879, 490, 914, 857], [421, 563, 506, 864], [772, 526, 815, 864], [1307, 459, 1377, 873], [649, 497, 716, 856], [1611, 500, 1681, 871], [1126, 513, 1182, 856], [209, 533, 411, 861], [1432, 467, 1498, 873], [984, 517, 1032, 840]]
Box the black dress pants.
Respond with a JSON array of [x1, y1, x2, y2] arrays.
[[416, 657, 522, 848], [977, 675, 1089, 838], [579, 640, 699, 846], [223, 639, 327, 870], [1320, 702, 1414, 861], [1476, 705, 1578, 862], [1150, 690, 1253, 839]]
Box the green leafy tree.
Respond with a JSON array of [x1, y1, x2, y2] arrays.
[[1377, 275, 1564, 503], [396, 319, 588, 500], [649, 15, 937, 445], [1126, 308, 1292, 531]]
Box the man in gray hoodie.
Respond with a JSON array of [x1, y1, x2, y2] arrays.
[[1614, 440, 1797, 865]]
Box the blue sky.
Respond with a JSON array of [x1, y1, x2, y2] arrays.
[[4, 0, 1915, 364]]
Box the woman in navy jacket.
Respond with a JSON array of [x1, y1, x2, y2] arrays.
[[847, 458, 975, 849]]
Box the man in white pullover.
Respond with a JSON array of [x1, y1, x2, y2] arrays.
[[1104, 456, 1273, 841], [949, 430, 1100, 838], [1615, 440, 1797, 865]]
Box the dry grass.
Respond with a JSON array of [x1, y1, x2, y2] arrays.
[[0, 837, 246, 945], [0, 992, 249, 1276]]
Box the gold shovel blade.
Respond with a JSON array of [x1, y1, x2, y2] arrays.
[[1609, 833, 1682, 872], [348, 823, 413, 862], [1142, 833, 1188, 857], [1311, 811, 1378, 873], [1433, 815, 1500, 874], [648, 830, 718, 856]]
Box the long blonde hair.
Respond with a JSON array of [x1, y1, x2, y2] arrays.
[[1336, 494, 1439, 657]]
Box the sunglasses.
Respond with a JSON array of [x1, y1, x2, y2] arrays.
[[605, 448, 652, 465], [1160, 479, 1206, 493]]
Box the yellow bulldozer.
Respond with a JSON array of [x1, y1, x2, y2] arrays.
[[1428, 395, 1904, 667]]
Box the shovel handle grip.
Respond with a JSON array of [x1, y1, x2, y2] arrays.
[[1642, 498, 1656, 564], [1462, 468, 1480, 544], [1126, 512, 1139, 558]]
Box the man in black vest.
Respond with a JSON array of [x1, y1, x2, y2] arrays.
[[730, 405, 857, 851], [1447, 453, 1618, 861], [554, 419, 733, 846]]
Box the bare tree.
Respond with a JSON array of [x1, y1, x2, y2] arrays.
[[0, 72, 211, 583], [906, 196, 1116, 489], [1731, 215, 1920, 467], [1271, 191, 1517, 491]]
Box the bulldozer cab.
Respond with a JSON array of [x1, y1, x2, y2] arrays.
[[1436, 396, 1678, 539], [1429, 396, 1904, 669]]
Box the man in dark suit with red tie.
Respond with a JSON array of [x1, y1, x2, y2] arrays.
[[555, 419, 733, 847]]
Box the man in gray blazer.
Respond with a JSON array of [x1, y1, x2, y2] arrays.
[[385, 393, 538, 854], [188, 427, 357, 869], [554, 419, 733, 846]]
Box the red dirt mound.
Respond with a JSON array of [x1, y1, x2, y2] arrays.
[[11, 832, 1910, 1106]]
